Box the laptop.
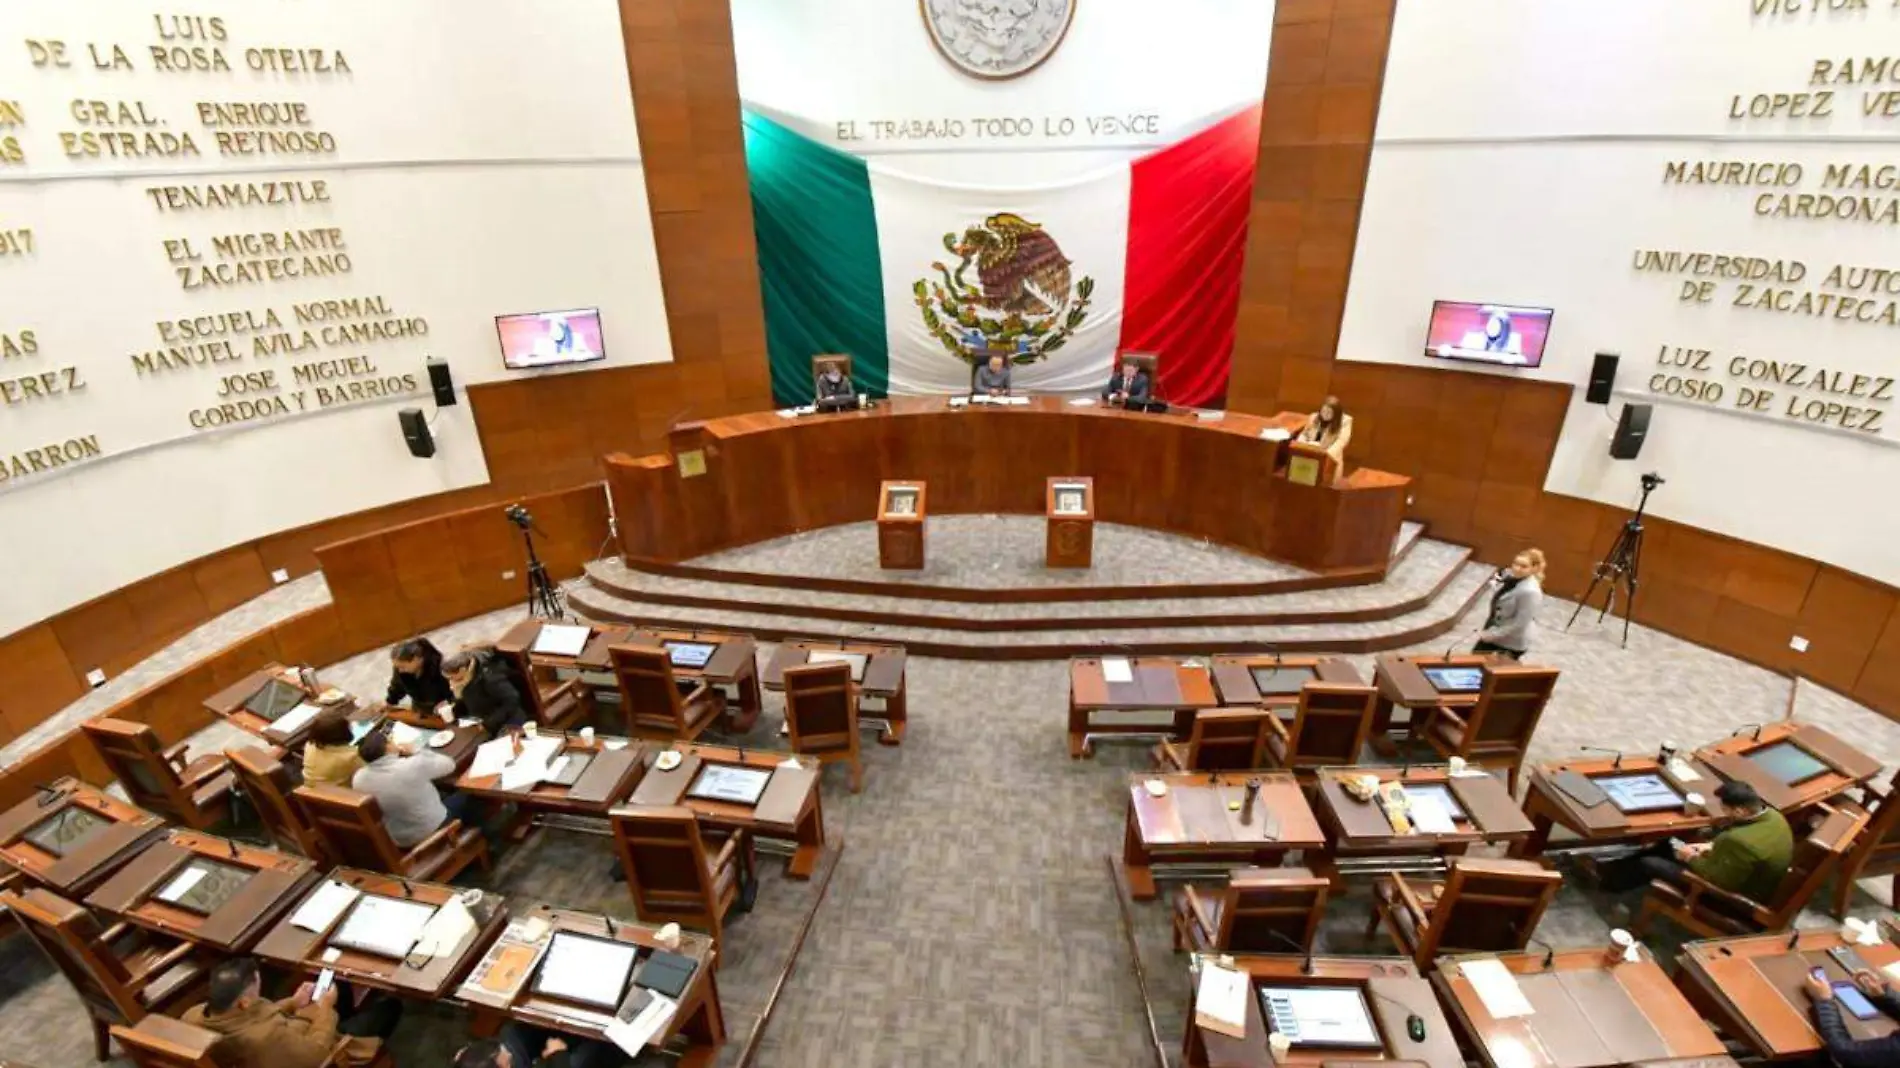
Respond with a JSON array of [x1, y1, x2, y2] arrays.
[[1248, 664, 1315, 696], [1596, 773, 1685, 815], [532, 931, 639, 1010], [1421, 666, 1485, 693], [809, 650, 868, 682], [1747, 741, 1830, 786], [685, 764, 773, 806], [664, 641, 716, 669]]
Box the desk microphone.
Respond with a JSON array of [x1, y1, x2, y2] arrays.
[[226, 836, 240, 858], [1732, 723, 1766, 742], [33, 782, 68, 808], [1579, 746, 1624, 770], [1787, 928, 1802, 949], [397, 877, 414, 899], [1523, 936, 1557, 970], [1260, 927, 1317, 976]]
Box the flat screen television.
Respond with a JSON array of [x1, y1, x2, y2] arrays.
[[1425, 301, 1553, 368], [496, 308, 606, 371]]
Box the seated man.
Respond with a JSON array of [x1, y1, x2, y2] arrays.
[[1584, 781, 1792, 897], [1101, 358, 1152, 407], [1804, 968, 1900, 1068], [455, 1026, 621, 1068], [185, 957, 400, 1068], [351, 730, 473, 849], [814, 360, 856, 410], [443, 649, 530, 737], [972, 352, 1012, 396]]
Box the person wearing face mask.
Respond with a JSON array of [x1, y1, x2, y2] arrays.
[[1294, 394, 1353, 473], [1475, 548, 1546, 660], [385, 638, 453, 718], [814, 360, 856, 410]]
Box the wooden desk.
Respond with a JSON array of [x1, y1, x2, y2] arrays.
[[1122, 772, 1324, 900], [762, 639, 909, 745], [1512, 754, 1734, 858], [1210, 655, 1366, 708], [625, 742, 826, 879], [85, 831, 320, 952], [1070, 656, 1220, 759], [1368, 654, 1498, 755], [1437, 948, 1729, 1068], [455, 735, 649, 824], [605, 397, 1410, 574], [608, 627, 765, 733], [1312, 767, 1533, 879], [0, 779, 167, 896], [254, 868, 507, 999], [456, 904, 725, 1068], [1693, 721, 1880, 813], [1183, 954, 1460, 1067], [1676, 928, 1900, 1060], [365, 705, 485, 780], [204, 664, 368, 750]]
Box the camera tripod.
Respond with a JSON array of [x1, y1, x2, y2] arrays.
[[1567, 476, 1658, 647], [517, 521, 565, 620]]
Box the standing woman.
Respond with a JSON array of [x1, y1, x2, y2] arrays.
[[1295, 394, 1353, 473], [386, 638, 453, 717], [1476, 548, 1546, 660]]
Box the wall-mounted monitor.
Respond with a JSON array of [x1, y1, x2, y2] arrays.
[[497, 307, 606, 371], [1425, 301, 1553, 368]]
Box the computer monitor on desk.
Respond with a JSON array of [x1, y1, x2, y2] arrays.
[[1748, 741, 1830, 786], [664, 641, 716, 669], [1250, 665, 1316, 697], [1258, 985, 1381, 1049]]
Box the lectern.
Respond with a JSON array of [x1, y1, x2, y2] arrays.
[[1285, 441, 1338, 486], [877, 481, 926, 569], [1045, 477, 1093, 568]]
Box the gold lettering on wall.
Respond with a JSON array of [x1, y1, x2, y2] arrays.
[[0, 436, 105, 484]]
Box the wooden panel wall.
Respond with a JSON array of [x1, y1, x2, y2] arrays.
[[0, 4, 764, 748]]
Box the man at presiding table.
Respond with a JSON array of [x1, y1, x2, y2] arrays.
[[1803, 968, 1900, 1067], [1101, 358, 1151, 407], [973, 352, 1012, 396]]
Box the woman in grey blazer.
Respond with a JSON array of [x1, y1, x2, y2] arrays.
[[1475, 548, 1545, 659]]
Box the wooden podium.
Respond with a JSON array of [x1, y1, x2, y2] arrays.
[[1285, 441, 1339, 486], [877, 481, 926, 569], [1045, 477, 1093, 568]]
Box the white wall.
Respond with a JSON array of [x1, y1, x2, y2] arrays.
[[1337, 0, 1900, 585], [731, 0, 1274, 182], [0, 0, 671, 635]]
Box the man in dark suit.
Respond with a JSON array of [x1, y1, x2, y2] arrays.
[[1102, 359, 1151, 407]]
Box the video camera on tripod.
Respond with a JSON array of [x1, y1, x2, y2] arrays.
[[1566, 471, 1663, 647], [504, 503, 565, 619]]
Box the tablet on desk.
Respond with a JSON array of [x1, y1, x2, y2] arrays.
[[329, 894, 439, 959], [809, 650, 868, 682], [663, 641, 716, 669], [532, 931, 639, 1010], [1248, 665, 1315, 696], [1597, 772, 1685, 814], [22, 805, 109, 858], [155, 857, 253, 915], [686, 764, 773, 806], [1259, 986, 1381, 1049], [1747, 741, 1830, 786], [244, 678, 307, 722], [1421, 666, 1484, 693], [1400, 782, 1466, 822]]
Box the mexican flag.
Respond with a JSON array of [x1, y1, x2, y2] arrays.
[[744, 105, 1262, 408]]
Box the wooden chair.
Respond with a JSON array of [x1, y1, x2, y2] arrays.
[[783, 661, 864, 793], [1152, 708, 1276, 773], [1172, 867, 1329, 955], [1, 887, 210, 1061], [1637, 803, 1870, 939], [291, 784, 487, 883], [1834, 770, 1900, 918], [487, 643, 589, 733], [82, 719, 233, 831], [1412, 665, 1559, 793], [113, 1014, 391, 1068], [1370, 856, 1563, 969], [1265, 683, 1378, 776], [1116, 350, 1159, 382], [610, 805, 754, 945], [224, 746, 328, 862], [608, 644, 725, 741]]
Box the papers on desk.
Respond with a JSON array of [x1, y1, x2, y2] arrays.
[[469, 738, 516, 779], [491, 735, 567, 790], [500, 754, 551, 791], [1406, 790, 1459, 835], [533, 624, 592, 657], [1843, 916, 1882, 946], [389, 721, 425, 748], [292, 880, 362, 932], [271, 701, 324, 737], [1665, 757, 1703, 783], [969, 394, 1030, 406], [1258, 427, 1292, 442], [414, 896, 477, 959], [605, 993, 678, 1055], [330, 894, 438, 959], [1067, 397, 1096, 407], [1194, 960, 1250, 1039], [1101, 657, 1134, 684], [1462, 957, 1534, 1019], [1195, 410, 1225, 422], [157, 865, 208, 903]]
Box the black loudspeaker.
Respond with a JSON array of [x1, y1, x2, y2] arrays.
[[1610, 403, 1651, 460], [1586, 352, 1619, 405], [426, 358, 457, 407], [398, 408, 436, 458]]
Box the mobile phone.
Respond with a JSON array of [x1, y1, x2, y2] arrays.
[[313, 968, 335, 1001], [1834, 982, 1881, 1020], [1829, 946, 1872, 975]]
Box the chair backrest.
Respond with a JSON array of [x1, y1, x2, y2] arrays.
[[113, 1015, 223, 1068], [1463, 666, 1560, 750], [1423, 857, 1561, 959], [610, 805, 718, 928], [609, 645, 688, 734], [1284, 683, 1378, 767], [291, 784, 409, 874], [1761, 804, 1871, 924], [484, 643, 553, 721], [1184, 708, 1274, 771], [226, 746, 327, 861], [82, 718, 192, 821], [812, 354, 853, 391], [783, 662, 857, 754], [1847, 771, 1900, 878], [1116, 351, 1159, 381], [1219, 868, 1330, 953], [2, 887, 141, 1026]]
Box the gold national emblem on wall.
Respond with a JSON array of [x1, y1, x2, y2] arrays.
[[919, 0, 1076, 80]]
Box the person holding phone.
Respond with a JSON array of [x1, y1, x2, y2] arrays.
[[184, 957, 401, 1068], [1804, 968, 1900, 1066]]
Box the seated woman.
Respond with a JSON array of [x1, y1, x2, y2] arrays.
[[302, 707, 363, 788], [386, 638, 453, 719], [1294, 394, 1353, 475], [814, 360, 856, 409], [443, 649, 531, 737]]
